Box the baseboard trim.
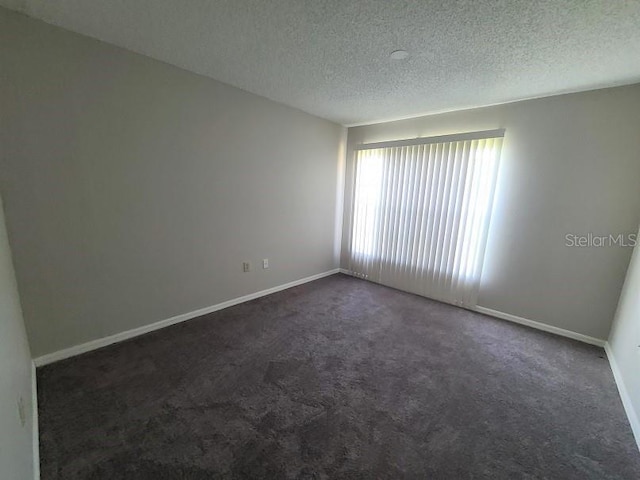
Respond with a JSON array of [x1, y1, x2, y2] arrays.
[[31, 361, 40, 480], [474, 306, 606, 347], [31, 267, 635, 454], [34, 269, 340, 367], [344, 273, 635, 450], [604, 342, 640, 451], [340, 270, 605, 348]]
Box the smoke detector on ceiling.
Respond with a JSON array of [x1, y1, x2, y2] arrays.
[[390, 50, 410, 60]]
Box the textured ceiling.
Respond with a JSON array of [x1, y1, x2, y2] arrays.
[[3, 0, 640, 126]]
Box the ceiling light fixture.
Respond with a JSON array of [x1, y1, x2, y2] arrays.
[[390, 49, 410, 60]]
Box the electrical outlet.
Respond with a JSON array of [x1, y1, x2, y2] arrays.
[[17, 396, 26, 427], [242, 262, 251, 272], [263, 258, 269, 269]]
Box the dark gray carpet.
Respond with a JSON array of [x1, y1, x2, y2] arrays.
[[37, 274, 640, 479]]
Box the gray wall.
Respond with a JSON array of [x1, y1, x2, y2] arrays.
[[343, 85, 640, 340], [0, 190, 35, 480], [0, 8, 346, 357], [608, 224, 640, 446]]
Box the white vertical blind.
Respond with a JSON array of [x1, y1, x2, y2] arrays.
[[348, 133, 503, 308]]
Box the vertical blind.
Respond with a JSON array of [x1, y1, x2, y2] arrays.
[[348, 131, 504, 308]]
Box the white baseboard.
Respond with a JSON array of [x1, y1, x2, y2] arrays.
[[473, 306, 606, 347], [344, 273, 635, 451], [340, 269, 605, 348], [34, 269, 340, 367], [30, 267, 638, 455], [604, 343, 640, 451], [31, 361, 40, 480]]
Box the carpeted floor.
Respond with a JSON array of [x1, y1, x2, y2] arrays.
[[37, 274, 640, 479]]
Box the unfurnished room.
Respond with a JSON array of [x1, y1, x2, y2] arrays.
[[1, 1, 640, 479]]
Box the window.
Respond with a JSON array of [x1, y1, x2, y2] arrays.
[[348, 130, 504, 308]]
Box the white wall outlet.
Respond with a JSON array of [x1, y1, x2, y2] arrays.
[[242, 262, 251, 272], [17, 396, 26, 427], [263, 258, 269, 269]]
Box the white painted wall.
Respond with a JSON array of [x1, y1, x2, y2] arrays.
[[608, 225, 640, 447], [343, 85, 640, 340], [0, 190, 36, 480], [0, 8, 346, 358]]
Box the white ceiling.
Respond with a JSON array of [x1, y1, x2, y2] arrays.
[[3, 0, 640, 126]]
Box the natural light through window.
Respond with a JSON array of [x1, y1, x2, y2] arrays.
[[348, 131, 503, 307]]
